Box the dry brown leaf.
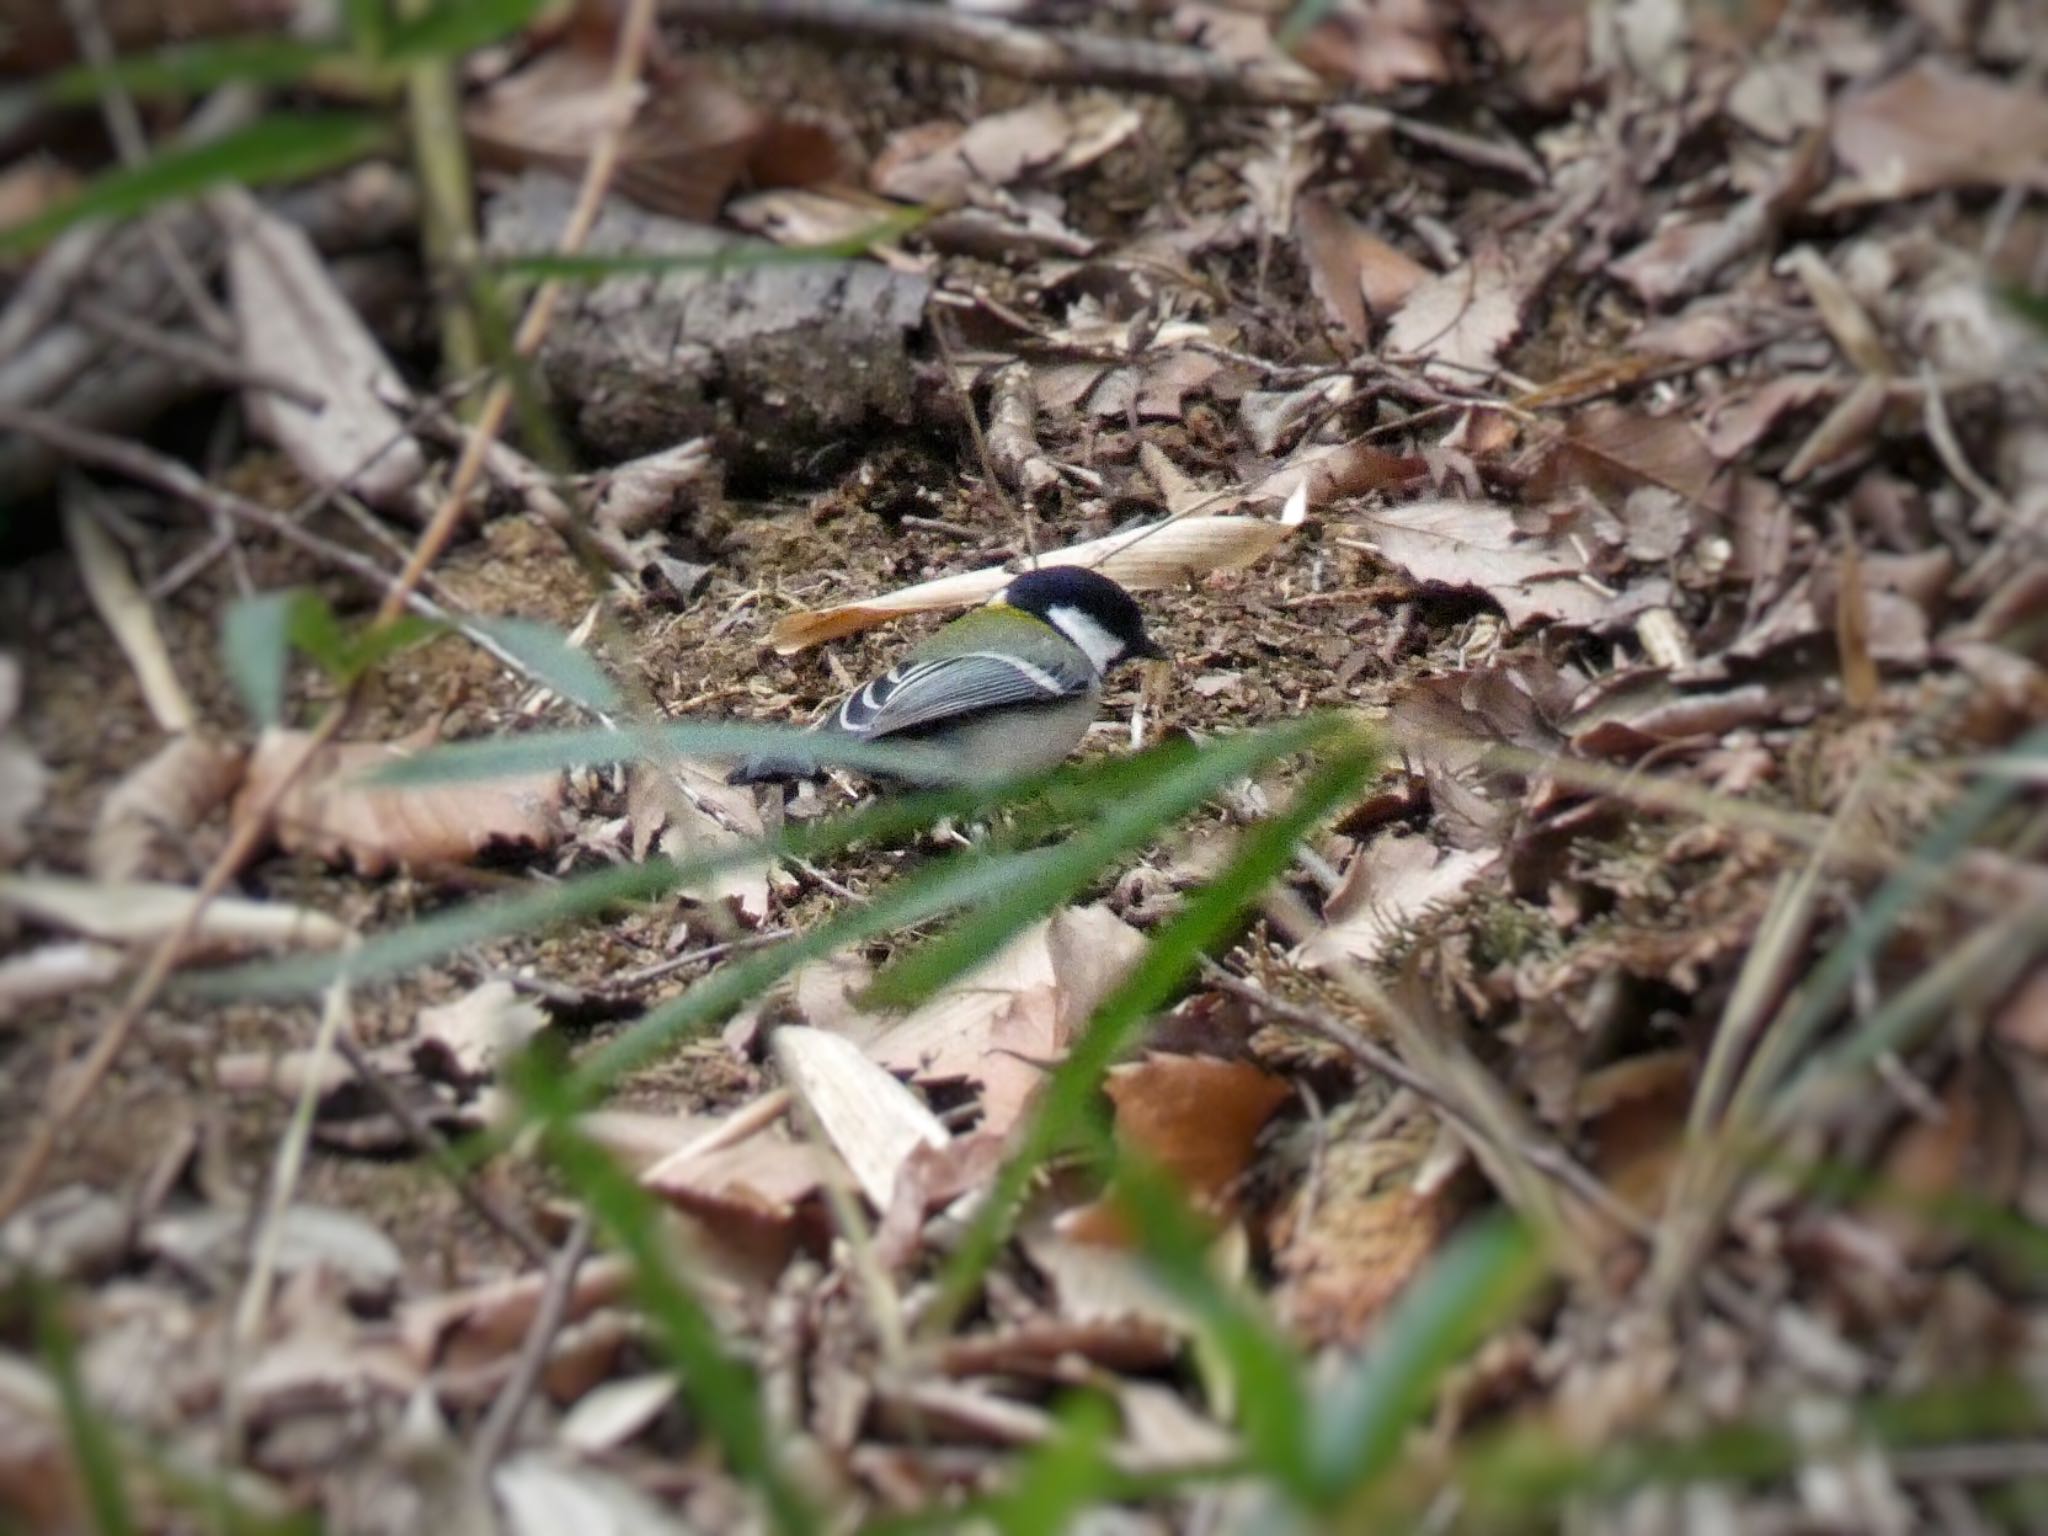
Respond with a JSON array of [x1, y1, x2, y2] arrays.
[[233, 729, 564, 878], [399, 1257, 636, 1376], [1293, 0, 1454, 92], [88, 735, 246, 883], [1269, 1100, 1456, 1345], [1705, 372, 1837, 461], [1531, 403, 1728, 512], [868, 905, 1147, 1137], [773, 1025, 949, 1211], [1465, 0, 1590, 108], [414, 981, 549, 1085], [1836, 536, 1882, 712], [219, 190, 428, 518], [870, 97, 1140, 205], [466, 48, 829, 222], [1383, 242, 1524, 382], [1299, 833, 1497, 969], [1353, 498, 1671, 629], [1827, 59, 2048, 206], [1576, 1051, 1694, 1230], [640, 1127, 838, 1253], [0, 873, 348, 951], [768, 498, 1307, 653], [1061, 1054, 1292, 1245], [1295, 193, 1428, 345]]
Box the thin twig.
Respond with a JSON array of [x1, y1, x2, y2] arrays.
[[331, 1033, 552, 1267], [472, 1213, 595, 1471]]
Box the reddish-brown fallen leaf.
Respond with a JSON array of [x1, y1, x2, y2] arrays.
[[1295, 193, 1429, 345], [1464, 0, 1590, 108], [1529, 403, 1728, 512], [1061, 1054, 1293, 1245], [1828, 59, 2048, 206], [1269, 1099, 1457, 1345], [232, 729, 564, 878]]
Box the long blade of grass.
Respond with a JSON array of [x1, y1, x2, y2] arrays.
[[519, 1062, 818, 1536], [381, 0, 553, 62], [29, 1279, 138, 1536], [366, 721, 959, 783], [567, 844, 1066, 1099], [864, 716, 1354, 1010], [0, 114, 393, 255], [924, 737, 1381, 1337], [185, 738, 1271, 1000], [31, 36, 342, 105], [1306, 1214, 1541, 1508]]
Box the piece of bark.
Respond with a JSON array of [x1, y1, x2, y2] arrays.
[[983, 362, 1059, 497], [482, 172, 930, 470]]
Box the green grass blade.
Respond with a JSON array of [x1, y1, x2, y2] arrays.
[[985, 1393, 1120, 1536], [364, 721, 959, 784], [183, 745, 1204, 1001], [864, 716, 1357, 1011], [567, 844, 1064, 1099], [0, 114, 393, 255], [466, 616, 620, 713], [520, 1063, 819, 1536], [925, 738, 1382, 1339], [1306, 1214, 1542, 1508], [219, 591, 302, 729], [28, 1280, 137, 1536], [33, 37, 342, 105], [381, 0, 551, 62]]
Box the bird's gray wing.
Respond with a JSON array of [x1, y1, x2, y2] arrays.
[[830, 650, 1094, 739]]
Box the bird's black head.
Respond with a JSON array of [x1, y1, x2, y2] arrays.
[[999, 565, 1165, 671]]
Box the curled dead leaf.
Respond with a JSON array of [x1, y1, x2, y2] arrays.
[[88, 735, 246, 883], [233, 729, 564, 878], [1299, 833, 1498, 970]]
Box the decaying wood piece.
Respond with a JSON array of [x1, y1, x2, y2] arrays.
[[483, 172, 932, 470], [983, 361, 1060, 497]]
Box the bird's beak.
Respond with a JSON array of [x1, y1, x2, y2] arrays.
[[1133, 635, 1168, 661]]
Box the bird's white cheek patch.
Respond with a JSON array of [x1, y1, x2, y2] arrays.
[[1046, 605, 1123, 672]]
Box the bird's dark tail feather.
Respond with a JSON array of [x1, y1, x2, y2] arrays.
[[725, 756, 825, 787]]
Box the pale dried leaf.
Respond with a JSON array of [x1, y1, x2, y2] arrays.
[[233, 729, 564, 878], [220, 190, 427, 516], [415, 981, 549, 1083], [88, 735, 246, 883], [0, 942, 124, 1019], [774, 1025, 949, 1210], [650, 759, 770, 923], [1354, 498, 1670, 629], [0, 736, 47, 870], [871, 97, 1139, 204], [62, 488, 196, 733], [496, 1455, 693, 1536], [1299, 833, 1497, 968], [868, 905, 1147, 1136], [0, 873, 348, 950], [1384, 243, 1523, 382], [768, 512, 1304, 653], [1828, 59, 2048, 205], [148, 1204, 402, 1301], [558, 1373, 679, 1455]]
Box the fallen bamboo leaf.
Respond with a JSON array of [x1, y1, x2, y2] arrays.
[[0, 872, 348, 950], [62, 483, 196, 733], [768, 499, 1307, 653], [232, 728, 565, 877]]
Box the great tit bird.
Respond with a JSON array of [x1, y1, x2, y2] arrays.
[[729, 565, 1164, 787]]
